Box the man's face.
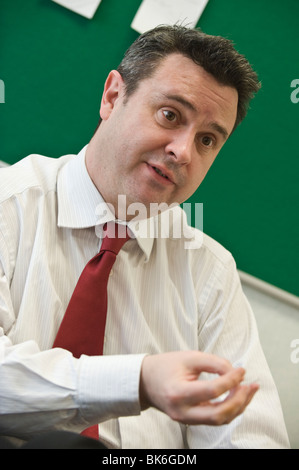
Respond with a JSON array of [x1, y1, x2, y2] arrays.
[[87, 53, 238, 219]]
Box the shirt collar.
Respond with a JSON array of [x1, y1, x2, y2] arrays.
[[57, 145, 154, 261]]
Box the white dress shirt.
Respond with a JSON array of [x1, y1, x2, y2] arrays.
[[0, 146, 290, 448]]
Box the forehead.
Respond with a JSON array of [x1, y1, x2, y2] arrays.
[[138, 53, 238, 133], [149, 53, 235, 98]]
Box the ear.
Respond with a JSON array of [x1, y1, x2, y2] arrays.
[[100, 70, 124, 121]]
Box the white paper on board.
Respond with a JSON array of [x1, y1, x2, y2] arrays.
[[52, 0, 102, 19], [131, 0, 209, 34]]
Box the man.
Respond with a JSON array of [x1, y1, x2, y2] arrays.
[[0, 25, 290, 448]]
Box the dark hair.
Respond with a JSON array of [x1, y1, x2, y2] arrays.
[[95, 25, 260, 133]]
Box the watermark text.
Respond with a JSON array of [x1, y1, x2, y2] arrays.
[[290, 339, 299, 364], [0, 79, 4, 103], [290, 79, 299, 103], [95, 195, 203, 249]]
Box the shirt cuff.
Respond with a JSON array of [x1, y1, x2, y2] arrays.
[[77, 353, 147, 425]]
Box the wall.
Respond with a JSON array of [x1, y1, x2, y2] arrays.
[[1, 0, 298, 296], [242, 280, 299, 449]]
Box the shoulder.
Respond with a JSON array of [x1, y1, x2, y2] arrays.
[[200, 231, 234, 266], [0, 152, 74, 203], [160, 204, 234, 267]]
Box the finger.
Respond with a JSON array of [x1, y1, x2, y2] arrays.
[[205, 383, 258, 425], [185, 352, 235, 377], [179, 383, 258, 426], [224, 383, 259, 422], [216, 383, 259, 425], [183, 367, 246, 405]]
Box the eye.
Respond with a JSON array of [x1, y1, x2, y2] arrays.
[[162, 110, 177, 122], [156, 108, 180, 127], [201, 135, 215, 148]]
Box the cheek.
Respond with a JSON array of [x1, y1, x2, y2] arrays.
[[196, 153, 218, 178], [190, 161, 207, 185], [183, 159, 213, 197]]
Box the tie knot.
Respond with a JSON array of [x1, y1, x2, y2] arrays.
[[100, 222, 130, 255]]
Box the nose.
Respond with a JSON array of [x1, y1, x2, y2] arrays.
[[164, 130, 193, 165]]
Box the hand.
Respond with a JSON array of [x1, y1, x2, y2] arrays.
[[139, 350, 258, 426]]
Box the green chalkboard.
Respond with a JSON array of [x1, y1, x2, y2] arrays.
[[1, 0, 298, 296]]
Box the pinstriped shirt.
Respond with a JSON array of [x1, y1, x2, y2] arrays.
[[0, 146, 289, 448]]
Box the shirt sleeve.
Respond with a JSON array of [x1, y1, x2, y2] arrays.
[[0, 256, 144, 441], [187, 254, 290, 449]]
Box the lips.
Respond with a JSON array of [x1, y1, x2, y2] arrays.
[[148, 163, 175, 184], [153, 166, 168, 178]]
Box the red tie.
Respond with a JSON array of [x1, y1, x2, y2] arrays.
[[53, 222, 130, 439]]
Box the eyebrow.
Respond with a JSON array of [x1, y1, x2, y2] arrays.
[[164, 93, 229, 142], [165, 94, 197, 112], [209, 122, 229, 141]]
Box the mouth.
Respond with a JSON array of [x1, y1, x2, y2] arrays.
[[148, 163, 175, 185], [153, 166, 169, 179]]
